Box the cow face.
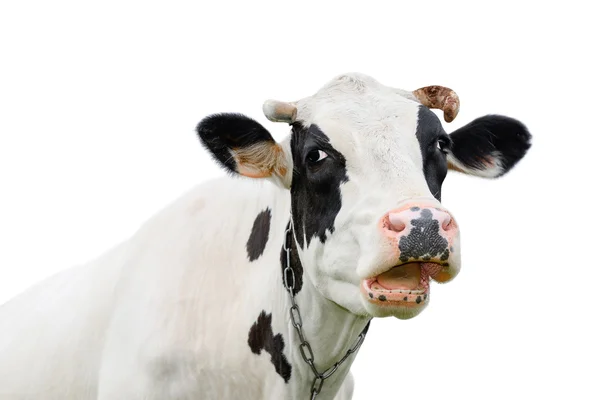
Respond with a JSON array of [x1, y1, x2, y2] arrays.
[[197, 73, 531, 320]]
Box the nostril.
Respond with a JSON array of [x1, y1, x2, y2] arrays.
[[441, 216, 453, 231], [387, 213, 406, 232]]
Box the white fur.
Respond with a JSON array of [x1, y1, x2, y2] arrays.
[[0, 73, 462, 399], [0, 179, 366, 399]]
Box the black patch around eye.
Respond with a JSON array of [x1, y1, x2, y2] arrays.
[[415, 106, 449, 201], [247, 310, 292, 383], [246, 208, 271, 262], [290, 123, 348, 248]]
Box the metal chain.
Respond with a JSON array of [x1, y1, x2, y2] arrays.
[[283, 221, 367, 399]]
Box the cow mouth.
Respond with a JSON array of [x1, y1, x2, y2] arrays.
[[361, 262, 444, 305]]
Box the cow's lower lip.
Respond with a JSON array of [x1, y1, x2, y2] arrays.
[[361, 262, 443, 305]]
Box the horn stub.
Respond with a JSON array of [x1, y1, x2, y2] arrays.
[[262, 100, 297, 123], [413, 86, 460, 122]]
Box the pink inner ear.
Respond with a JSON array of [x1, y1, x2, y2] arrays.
[[447, 151, 504, 179], [237, 164, 272, 178], [232, 142, 289, 180], [479, 155, 497, 168]]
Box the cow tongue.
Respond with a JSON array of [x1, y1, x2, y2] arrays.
[[376, 263, 421, 290]]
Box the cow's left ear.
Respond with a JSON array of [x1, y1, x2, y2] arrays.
[[446, 115, 531, 178], [196, 113, 292, 187]]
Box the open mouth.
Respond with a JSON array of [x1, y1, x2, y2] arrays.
[[362, 262, 444, 305]]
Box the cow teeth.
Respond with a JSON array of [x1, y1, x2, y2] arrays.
[[388, 288, 424, 294], [370, 281, 425, 294]]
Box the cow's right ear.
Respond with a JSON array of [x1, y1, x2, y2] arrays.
[[196, 113, 292, 188], [446, 115, 531, 178]]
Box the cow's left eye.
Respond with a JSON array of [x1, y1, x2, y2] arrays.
[[436, 138, 450, 154], [306, 149, 328, 163]]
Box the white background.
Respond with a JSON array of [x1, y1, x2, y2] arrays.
[[1, 1, 598, 399]]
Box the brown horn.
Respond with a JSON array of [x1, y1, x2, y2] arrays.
[[262, 100, 297, 123], [412, 86, 460, 123]]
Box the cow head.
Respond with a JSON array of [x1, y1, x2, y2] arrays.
[[197, 73, 531, 320]]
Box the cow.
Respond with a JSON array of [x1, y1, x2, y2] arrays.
[[0, 73, 531, 399]]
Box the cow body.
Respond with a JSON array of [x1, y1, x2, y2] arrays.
[[0, 179, 361, 399], [0, 73, 531, 399]]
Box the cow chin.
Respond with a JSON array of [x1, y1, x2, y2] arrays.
[[359, 262, 452, 320], [363, 298, 428, 320]]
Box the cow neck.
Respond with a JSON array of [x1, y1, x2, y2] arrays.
[[282, 218, 371, 399]]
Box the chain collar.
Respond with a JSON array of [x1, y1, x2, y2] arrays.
[[282, 219, 368, 399]]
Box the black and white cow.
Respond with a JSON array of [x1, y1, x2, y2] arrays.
[[0, 73, 531, 399]]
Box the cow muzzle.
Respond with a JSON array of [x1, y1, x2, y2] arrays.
[[361, 203, 461, 317]]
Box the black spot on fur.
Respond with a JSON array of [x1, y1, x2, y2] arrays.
[[448, 114, 531, 177], [280, 221, 303, 296], [416, 296, 422, 304], [424, 294, 428, 300], [403, 296, 408, 301], [399, 209, 449, 263], [369, 292, 373, 298], [196, 113, 275, 174], [415, 106, 450, 201], [248, 311, 292, 383], [290, 123, 348, 248], [378, 295, 386, 301], [246, 208, 271, 261]]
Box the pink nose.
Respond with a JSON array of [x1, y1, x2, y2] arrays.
[[382, 205, 458, 264], [386, 206, 454, 234]]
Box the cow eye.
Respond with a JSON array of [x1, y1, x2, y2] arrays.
[[436, 138, 450, 154], [306, 149, 328, 163]]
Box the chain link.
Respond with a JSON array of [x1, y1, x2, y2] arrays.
[[283, 219, 368, 399]]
